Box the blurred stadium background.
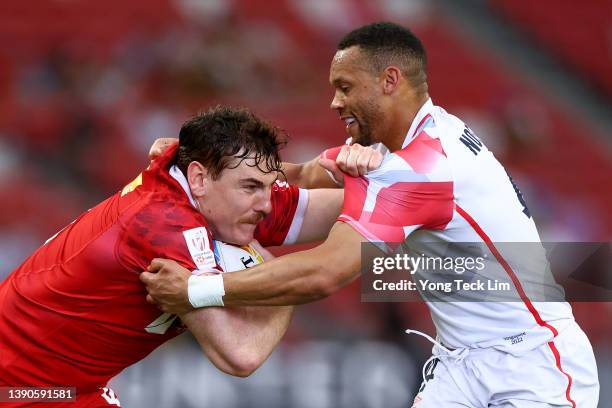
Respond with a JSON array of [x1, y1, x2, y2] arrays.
[[0, 0, 610, 406]]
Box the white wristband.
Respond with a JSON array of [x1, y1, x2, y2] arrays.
[[188, 274, 226, 308]]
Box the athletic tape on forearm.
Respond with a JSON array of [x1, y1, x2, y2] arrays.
[[188, 274, 225, 307]]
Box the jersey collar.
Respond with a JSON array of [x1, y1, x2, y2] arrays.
[[401, 98, 435, 149], [169, 165, 198, 208]]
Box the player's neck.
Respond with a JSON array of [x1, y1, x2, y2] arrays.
[[384, 93, 429, 152]]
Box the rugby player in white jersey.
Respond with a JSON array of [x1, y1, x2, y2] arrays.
[[141, 22, 599, 407]]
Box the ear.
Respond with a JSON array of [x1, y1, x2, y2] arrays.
[[186, 161, 209, 198], [382, 66, 402, 95]]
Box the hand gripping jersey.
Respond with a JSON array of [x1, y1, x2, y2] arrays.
[[336, 99, 574, 353], [0, 144, 306, 394]]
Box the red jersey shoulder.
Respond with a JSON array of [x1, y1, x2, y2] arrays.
[[117, 191, 214, 274], [119, 143, 182, 199], [115, 143, 216, 272], [255, 181, 300, 246]]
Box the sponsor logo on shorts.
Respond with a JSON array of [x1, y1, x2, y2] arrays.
[[504, 332, 526, 345]]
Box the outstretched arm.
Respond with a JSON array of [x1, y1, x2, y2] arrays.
[[282, 159, 339, 189], [224, 222, 362, 305], [141, 222, 364, 312], [292, 188, 342, 243], [281, 144, 384, 243]]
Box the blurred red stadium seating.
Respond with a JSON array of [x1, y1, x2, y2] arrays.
[[0, 0, 610, 342], [491, 0, 612, 96]]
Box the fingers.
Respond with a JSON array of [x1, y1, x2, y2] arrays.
[[148, 138, 178, 161], [249, 239, 264, 252], [335, 145, 350, 173], [146, 294, 169, 313], [140, 271, 154, 284], [148, 258, 174, 272], [368, 149, 383, 171], [141, 258, 178, 285], [346, 147, 361, 177], [336, 144, 363, 177], [355, 146, 371, 176], [336, 144, 383, 177], [250, 240, 275, 261]]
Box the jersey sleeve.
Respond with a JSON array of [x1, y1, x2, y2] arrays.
[[254, 181, 308, 246], [117, 199, 217, 273], [337, 131, 455, 249]]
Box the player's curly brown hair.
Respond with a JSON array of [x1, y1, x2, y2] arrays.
[[176, 106, 286, 180]]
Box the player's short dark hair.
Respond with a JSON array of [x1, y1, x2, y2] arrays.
[[176, 106, 286, 180], [338, 22, 427, 91]]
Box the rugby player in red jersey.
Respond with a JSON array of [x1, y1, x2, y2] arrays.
[[0, 106, 380, 407]]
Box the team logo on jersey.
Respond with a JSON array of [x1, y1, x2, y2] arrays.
[[182, 227, 215, 269]]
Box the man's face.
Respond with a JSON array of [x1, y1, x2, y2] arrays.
[[329, 46, 385, 146], [197, 158, 277, 246]]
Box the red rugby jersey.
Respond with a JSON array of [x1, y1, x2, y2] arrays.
[[0, 144, 301, 393]]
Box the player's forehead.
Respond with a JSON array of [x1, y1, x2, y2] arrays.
[[222, 156, 278, 185], [329, 46, 369, 84]]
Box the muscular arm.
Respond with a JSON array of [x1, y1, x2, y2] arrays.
[[294, 189, 343, 243], [282, 159, 338, 189], [178, 244, 293, 377], [141, 222, 365, 310], [179, 304, 292, 377], [223, 222, 362, 306], [287, 144, 385, 243]]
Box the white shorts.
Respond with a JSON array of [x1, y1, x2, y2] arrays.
[[411, 321, 599, 407]]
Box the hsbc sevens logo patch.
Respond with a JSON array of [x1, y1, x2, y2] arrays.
[[182, 227, 216, 269]]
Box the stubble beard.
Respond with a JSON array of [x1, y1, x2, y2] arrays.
[[353, 100, 383, 147]]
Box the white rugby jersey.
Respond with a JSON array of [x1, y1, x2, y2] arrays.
[[337, 98, 574, 354]]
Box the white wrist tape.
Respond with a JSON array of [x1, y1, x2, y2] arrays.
[[188, 274, 225, 308]]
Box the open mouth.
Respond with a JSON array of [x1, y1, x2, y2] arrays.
[[342, 116, 357, 130]]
